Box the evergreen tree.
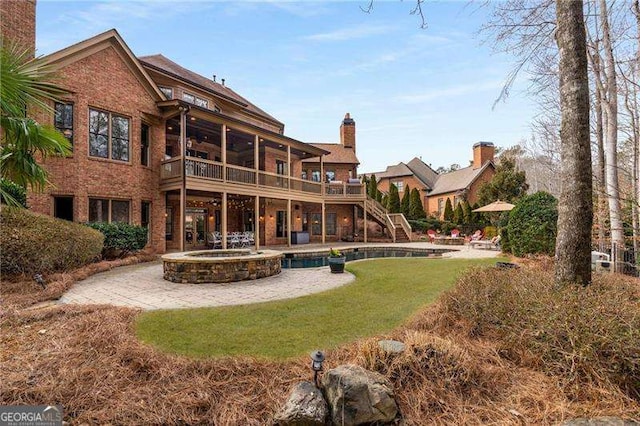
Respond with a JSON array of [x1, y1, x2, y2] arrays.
[[453, 202, 464, 224], [368, 174, 378, 199], [401, 184, 411, 215], [376, 191, 383, 203], [388, 184, 401, 213], [409, 188, 425, 219], [477, 156, 528, 205], [381, 194, 388, 209], [462, 200, 472, 224], [443, 198, 454, 221]]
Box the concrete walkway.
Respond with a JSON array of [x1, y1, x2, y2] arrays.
[[60, 243, 499, 311]]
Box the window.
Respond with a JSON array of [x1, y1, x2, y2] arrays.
[[89, 198, 130, 223], [276, 210, 287, 238], [310, 213, 322, 235], [159, 86, 173, 99], [311, 170, 321, 182], [326, 213, 337, 235], [54, 103, 73, 147], [302, 212, 308, 232], [276, 159, 287, 175], [141, 201, 151, 243], [182, 92, 208, 109], [325, 170, 336, 182], [89, 108, 130, 161], [392, 181, 404, 192], [165, 207, 173, 240], [438, 198, 444, 215], [141, 123, 150, 166], [54, 196, 73, 221], [301, 170, 307, 180], [186, 149, 208, 159]]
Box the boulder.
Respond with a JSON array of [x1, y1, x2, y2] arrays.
[[274, 381, 328, 426], [378, 340, 406, 354], [321, 364, 398, 425]]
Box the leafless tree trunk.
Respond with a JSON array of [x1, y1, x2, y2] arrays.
[[591, 42, 607, 247], [554, 0, 593, 286]]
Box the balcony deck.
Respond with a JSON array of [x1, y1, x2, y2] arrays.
[[160, 157, 365, 202]]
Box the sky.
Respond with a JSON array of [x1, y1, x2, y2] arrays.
[[36, 0, 537, 173]]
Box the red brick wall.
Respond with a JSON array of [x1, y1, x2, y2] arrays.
[[0, 0, 36, 56], [27, 45, 167, 252]]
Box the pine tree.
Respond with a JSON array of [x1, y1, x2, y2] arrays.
[[453, 202, 464, 224], [443, 198, 454, 221], [388, 184, 401, 213], [401, 184, 411, 215], [409, 188, 425, 219], [381, 194, 388, 209], [462, 200, 472, 224], [368, 174, 378, 199]]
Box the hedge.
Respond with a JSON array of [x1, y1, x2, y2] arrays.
[[506, 192, 558, 257], [86, 222, 148, 258], [1, 207, 104, 276]]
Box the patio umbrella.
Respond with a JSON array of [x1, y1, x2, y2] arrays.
[[472, 200, 515, 212]]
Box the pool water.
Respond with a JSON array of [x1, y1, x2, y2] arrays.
[[281, 247, 450, 268]]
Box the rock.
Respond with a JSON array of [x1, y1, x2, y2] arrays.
[[378, 340, 405, 354], [321, 364, 398, 426], [559, 418, 639, 426], [274, 381, 328, 426]]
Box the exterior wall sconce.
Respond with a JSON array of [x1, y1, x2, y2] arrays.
[[310, 350, 325, 387], [343, 216, 348, 222], [259, 216, 264, 221], [269, 215, 274, 219]]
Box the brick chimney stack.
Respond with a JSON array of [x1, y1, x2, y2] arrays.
[[340, 113, 356, 152], [472, 142, 495, 169], [0, 0, 37, 59]]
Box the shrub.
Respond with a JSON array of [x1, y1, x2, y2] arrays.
[[0, 179, 27, 207], [86, 222, 148, 258], [507, 192, 557, 257], [482, 226, 497, 239], [439, 266, 640, 400], [0, 207, 103, 276]]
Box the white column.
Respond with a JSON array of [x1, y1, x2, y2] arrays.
[[222, 192, 227, 249], [221, 124, 227, 182], [321, 202, 326, 244], [254, 196, 260, 251], [287, 198, 292, 247]]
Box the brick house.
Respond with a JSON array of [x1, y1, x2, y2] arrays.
[[364, 142, 496, 218], [2, 1, 396, 252]]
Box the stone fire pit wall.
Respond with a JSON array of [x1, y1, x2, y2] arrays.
[[162, 249, 283, 284]]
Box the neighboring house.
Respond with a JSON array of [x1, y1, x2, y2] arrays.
[[364, 142, 496, 218], [2, 1, 380, 252]]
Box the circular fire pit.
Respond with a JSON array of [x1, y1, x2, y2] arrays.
[[162, 249, 283, 284]]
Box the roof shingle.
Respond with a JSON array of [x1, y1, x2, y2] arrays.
[[302, 143, 359, 164]]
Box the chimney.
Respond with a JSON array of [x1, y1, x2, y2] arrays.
[[340, 113, 356, 152], [472, 141, 495, 169], [0, 0, 37, 59]]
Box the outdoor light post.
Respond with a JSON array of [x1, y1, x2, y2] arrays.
[[310, 350, 325, 387]]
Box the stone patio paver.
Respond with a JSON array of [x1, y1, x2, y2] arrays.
[[60, 243, 500, 311]]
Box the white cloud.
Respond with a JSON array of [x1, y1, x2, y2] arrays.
[[303, 23, 397, 42], [394, 80, 504, 104]]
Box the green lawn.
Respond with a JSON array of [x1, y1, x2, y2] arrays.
[[136, 258, 498, 359]]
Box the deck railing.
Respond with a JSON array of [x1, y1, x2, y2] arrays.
[[161, 157, 365, 199]]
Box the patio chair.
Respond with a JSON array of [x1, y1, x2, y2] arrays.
[[470, 235, 501, 250], [451, 229, 460, 238], [427, 229, 437, 242]]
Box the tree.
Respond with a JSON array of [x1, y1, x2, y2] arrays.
[[0, 44, 71, 206], [401, 184, 411, 215], [461, 200, 472, 224], [409, 188, 425, 219], [443, 198, 453, 221], [507, 192, 558, 257], [477, 156, 528, 205], [453, 202, 464, 224], [368, 174, 378, 199], [387, 183, 401, 213], [554, 0, 593, 286]]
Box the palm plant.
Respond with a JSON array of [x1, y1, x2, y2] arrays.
[[0, 42, 71, 206]]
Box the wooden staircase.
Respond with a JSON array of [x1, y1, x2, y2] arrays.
[[364, 196, 412, 242]]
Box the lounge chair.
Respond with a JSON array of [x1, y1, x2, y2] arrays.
[[470, 235, 501, 250]]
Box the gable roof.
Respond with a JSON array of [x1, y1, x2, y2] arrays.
[[40, 29, 164, 101], [406, 157, 438, 189], [138, 54, 283, 128], [302, 143, 359, 164], [428, 162, 495, 196]]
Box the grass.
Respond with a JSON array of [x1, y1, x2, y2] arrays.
[[136, 257, 499, 359]]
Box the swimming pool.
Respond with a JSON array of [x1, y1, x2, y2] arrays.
[[280, 246, 454, 268]]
